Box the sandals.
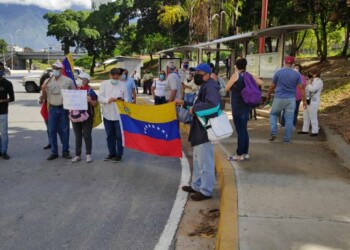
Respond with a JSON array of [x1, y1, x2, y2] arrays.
[[228, 155, 245, 161]]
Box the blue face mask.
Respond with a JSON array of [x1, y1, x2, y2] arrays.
[[0, 70, 4, 77], [159, 74, 165, 81], [111, 79, 119, 85], [121, 75, 127, 81], [183, 64, 189, 69]]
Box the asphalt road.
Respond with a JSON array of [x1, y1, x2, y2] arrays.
[[0, 71, 184, 250]]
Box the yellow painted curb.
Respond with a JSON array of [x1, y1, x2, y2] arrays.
[[215, 146, 238, 250]]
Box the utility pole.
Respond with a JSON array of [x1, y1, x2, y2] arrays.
[[259, 0, 268, 53]]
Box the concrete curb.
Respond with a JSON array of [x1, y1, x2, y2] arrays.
[[214, 146, 238, 250]]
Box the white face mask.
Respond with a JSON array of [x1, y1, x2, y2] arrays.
[[53, 69, 61, 77], [76, 78, 83, 87]]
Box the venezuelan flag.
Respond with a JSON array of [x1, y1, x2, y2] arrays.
[[62, 53, 76, 86], [116, 101, 182, 158]]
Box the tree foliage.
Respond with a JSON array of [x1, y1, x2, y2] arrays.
[[0, 39, 8, 53]]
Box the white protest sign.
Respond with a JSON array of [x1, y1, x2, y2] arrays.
[[61, 89, 88, 110]]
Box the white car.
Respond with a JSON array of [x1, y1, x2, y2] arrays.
[[22, 67, 84, 93]]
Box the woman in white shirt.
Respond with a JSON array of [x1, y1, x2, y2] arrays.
[[298, 69, 323, 136], [151, 70, 167, 105]]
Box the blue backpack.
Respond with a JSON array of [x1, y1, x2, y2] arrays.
[[241, 72, 261, 106]]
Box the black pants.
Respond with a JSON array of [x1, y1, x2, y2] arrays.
[[143, 80, 152, 94], [72, 117, 93, 156], [154, 96, 166, 105]]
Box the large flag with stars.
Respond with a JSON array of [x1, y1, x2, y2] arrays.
[[62, 53, 76, 86], [116, 101, 182, 158]]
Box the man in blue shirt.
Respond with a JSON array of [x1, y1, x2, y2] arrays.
[[266, 56, 307, 143], [121, 69, 136, 103]]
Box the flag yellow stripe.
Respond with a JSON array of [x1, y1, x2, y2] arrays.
[[116, 101, 177, 123], [66, 53, 75, 69]]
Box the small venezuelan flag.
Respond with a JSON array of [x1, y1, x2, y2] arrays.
[[116, 101, 182, 158], [62, 53, 76, 86]]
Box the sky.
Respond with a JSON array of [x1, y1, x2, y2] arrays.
[[0, 0, 91, 10]]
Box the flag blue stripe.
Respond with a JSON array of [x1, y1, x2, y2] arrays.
[[120, 114, 180, 141]]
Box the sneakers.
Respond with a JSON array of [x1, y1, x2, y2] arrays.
[[191, 192, 212, 201], [228, 155, 245, 161], [71, 156, 81, 163], [62, 153, 72, 159], [86, 155, 93, 163], [113, 156, 122, 163], [47, 154, 59, 160], [243, 154, 250, 160], [182, 186, 198, 193], [2, 153, 10, 160], [104, 155, 114, 161], [268, 135, 276, 142], [310, 133, 318, 137]]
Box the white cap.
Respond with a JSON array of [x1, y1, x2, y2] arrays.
[[52, 61, 63, 68], [77, 72, 91, 81], [166, 60, 176, 69]]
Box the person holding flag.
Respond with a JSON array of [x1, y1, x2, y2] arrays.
[[41, 60, 76, 160]]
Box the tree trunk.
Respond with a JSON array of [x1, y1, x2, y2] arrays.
[[150, 53, 153, 64], [321, 17, 328, 62], [341, 22, 350, 56], [90, 55, 96, 76]]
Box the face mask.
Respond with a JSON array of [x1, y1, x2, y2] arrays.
[[0, 70, 4, 77], [111, 79, 119, 85], [183, 64, 189, 69], [194, 74, 205, 86], [53, 69, 61, 77], [76, 78, 83, 87], [121, 75, 127, 81], [159, 74, 165, 81]]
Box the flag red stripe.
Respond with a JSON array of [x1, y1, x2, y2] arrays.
[[124, 131, 182, 158]]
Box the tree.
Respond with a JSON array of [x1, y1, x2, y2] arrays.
[[143, 33, 171, 62], [0, 39, 8, 54], [44, 10, 82, 54], [158, 5, 189, 44]]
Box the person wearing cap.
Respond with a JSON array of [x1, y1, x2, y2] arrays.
[[71, 72, 98, 163], [164, 60, 182, 102], [41, 61, 76, 160], [175, 63, 221, 201], [266, 56, 307, 143], [98, 67, 128, 163], [0, 62, 15, 160], [298, 68, 323, 136]]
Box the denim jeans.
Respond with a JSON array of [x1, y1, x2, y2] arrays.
[[103, 118, 124, 158], [270, 98, 296, 142], [281, 100, 301, 127], [184, 93, 195, 107], [48, 107, 70, 155], [191, 142, 215, 196], [233, 112, 249, 155], [0, 114, 8, 154]]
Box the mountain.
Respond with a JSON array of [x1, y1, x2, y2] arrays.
[[0, 4, 88, 52]]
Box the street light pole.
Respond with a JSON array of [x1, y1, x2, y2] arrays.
[[8, 35, 14, 69], [15, 29, 22, 48]]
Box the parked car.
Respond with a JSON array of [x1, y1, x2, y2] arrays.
[[22, 67, 84, 93]]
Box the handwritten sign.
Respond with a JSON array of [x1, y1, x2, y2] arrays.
[[61, 89, 88, 110]]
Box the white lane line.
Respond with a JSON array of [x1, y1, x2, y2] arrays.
[[154, 151, 191, 250]]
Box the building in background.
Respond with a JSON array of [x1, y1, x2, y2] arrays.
[[91, 0, 114, 11]]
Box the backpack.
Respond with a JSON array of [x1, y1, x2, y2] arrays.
[[241, 72, 261, 106], [69, 110, 90, 123]]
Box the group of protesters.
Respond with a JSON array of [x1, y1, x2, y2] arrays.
[[0, 56, 323, 202]]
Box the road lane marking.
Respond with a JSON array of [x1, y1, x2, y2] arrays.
[[154, 151, 191, 250]]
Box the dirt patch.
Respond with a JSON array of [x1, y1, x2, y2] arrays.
[[302, 57, 350, 145], [188, 209, 220, 238]]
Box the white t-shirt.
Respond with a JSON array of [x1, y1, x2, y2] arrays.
[[152, 79, 167, 97]]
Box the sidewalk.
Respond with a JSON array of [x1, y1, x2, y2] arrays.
[[218, 109, 350, 249]]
